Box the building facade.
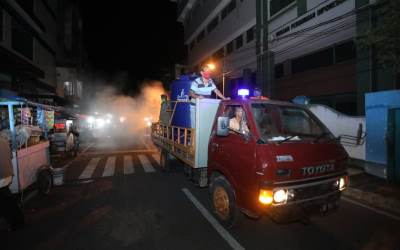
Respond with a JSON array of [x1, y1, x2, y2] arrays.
[[56, 0, 86, 107], [173, 0, 398, 115], [0, 0, 58, 103], [0, 0, 86, 107]]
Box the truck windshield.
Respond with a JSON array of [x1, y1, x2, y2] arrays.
[[251, 103, 332, 143]]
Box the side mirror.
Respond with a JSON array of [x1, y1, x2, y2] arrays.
[[216, 117, 229, 136], [242, 131, 251, 142]]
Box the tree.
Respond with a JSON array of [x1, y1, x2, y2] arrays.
[[357, 0, 400, 77]]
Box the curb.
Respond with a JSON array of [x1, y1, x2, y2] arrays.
[[343, 187, 400, 217]]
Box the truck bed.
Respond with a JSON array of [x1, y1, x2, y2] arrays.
[[152, 98, 220, 168]]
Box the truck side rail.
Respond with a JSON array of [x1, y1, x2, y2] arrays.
[[151, 122, 195, 167]]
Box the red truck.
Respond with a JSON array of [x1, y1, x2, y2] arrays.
[[152, 98, 348, 227]]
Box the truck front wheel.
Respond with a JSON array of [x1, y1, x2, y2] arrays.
[[211, 176, 241, 228]]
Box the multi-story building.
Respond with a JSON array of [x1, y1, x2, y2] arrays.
[[173, 0, 398, 115], [173, 0, 256, 97], [0, 0, 58, 103], [0, 0, 86, 107], [56, 0, 86, 107]]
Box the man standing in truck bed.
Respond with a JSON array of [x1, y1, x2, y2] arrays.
[[189, 65, 229, 127], [189, 65, 228, 100]]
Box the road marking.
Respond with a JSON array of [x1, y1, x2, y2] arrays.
[[62, 143, 95, 170], [182, 188, 245, 250], [84, 149, 157, 156], [152, 154, 160, 165], [102, 157, 116, 177], [141, 137, 152, 150], [342, 197, 400, 221], [79, 158, 101, 179], [138, 155, 156, 173], [123, 155, 134, 175]]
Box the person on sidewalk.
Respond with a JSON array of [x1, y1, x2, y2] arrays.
[[0, 133, 25, 231]]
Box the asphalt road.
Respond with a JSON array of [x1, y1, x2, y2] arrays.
[[1, 136, 399, 250]]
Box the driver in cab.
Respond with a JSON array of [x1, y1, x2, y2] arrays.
[[229, 106, 249, 134]]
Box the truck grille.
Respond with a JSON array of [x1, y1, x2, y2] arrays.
[[291, 180, 337, 202]]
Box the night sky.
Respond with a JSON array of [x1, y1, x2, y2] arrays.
[[79, 1, 184, 89]]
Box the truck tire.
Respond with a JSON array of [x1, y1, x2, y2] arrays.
[[160, 149, 171, 173], [211, 176, 242, 228], [37, 169, 52, 196]]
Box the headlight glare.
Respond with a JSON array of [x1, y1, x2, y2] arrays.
[[273, 189, 288, 203]]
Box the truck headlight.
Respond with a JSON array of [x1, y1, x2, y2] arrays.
[[273, 189, 288, 203], [339, 177, 347, 191], [334, 176, 348, 191], [259, 189, 273, 205]]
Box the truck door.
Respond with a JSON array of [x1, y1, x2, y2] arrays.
[[209, 104, 257, 207]]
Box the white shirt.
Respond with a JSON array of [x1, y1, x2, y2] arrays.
[[190, 77, 216, 97]]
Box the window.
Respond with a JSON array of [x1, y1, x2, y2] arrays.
[[227, 0, 237, 12], [235, 35, 243, 49], [246, 27, 254, 43], [275, 63, 284, 79], [291, 48, 334, 74], [207, 16, 219, 33], [221, 0, 236, 20], [224, 105, 250, 134], [270, 0, 295, 17], [297, 0, 307, 16], [226, 41, 234, 55], [196, 30, 205, 43], [12, 19, 34, 60], [251, 104, 328, 142], [335, 41, 356, 63]]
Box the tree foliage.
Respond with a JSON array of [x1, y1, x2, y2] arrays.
[[358, 0, 400, 73]]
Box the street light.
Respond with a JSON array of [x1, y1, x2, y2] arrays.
[[206, 63, 216, 70]]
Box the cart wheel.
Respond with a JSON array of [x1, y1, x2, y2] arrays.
[[211, 175, 242, 228], [160, 149, 171, 173], [38, 170, 52, 196]]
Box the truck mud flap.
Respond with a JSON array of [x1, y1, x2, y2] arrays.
[[184, 166, 208, 188]]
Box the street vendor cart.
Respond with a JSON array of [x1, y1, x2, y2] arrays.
[[0, 98, 54, 195]]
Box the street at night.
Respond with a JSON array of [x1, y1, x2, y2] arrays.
[[1, 0, 400, 249], [0, 136, 399, 250]]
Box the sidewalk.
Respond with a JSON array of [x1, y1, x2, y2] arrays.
[[344, 167, 400, 218]]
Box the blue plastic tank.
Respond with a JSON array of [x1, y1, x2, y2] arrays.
[[170, 74, 197, 128]]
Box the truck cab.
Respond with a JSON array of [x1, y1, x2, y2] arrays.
[[208, 99, 348, 226]]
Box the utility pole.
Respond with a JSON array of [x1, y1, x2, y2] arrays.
[[256, 0, 274, 98]]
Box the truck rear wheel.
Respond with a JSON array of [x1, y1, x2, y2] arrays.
[[160, 149, 171, 173], [211, 176, 241, 228]]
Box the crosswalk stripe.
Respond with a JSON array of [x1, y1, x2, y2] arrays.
[[79, 158, 101, 179], [102, 157, 116, 177], [138, 155, 156, 173], [124, 155, 134, 175], [152, 154, 160, 165]]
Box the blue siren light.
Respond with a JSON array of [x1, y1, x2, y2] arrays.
[[238, 89, 249, 98]]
